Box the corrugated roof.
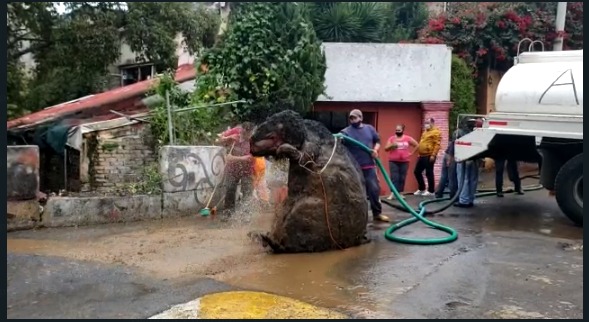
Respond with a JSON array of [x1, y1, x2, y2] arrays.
[[7, 64, 197, 131]]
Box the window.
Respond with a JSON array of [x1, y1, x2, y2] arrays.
[[119, 64, 155, 86]]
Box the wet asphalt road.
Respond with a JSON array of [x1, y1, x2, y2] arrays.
[[6, 187, 584, 319], [6, 254, 235, 319]]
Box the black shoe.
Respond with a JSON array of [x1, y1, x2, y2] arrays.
[[453, 202, 474, 208], [515, 190, 525, 195], [497, 192, 504, 198]]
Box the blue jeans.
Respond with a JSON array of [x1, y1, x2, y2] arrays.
[[456, 160, 480, 205], [362, 168, 382, 217], [435, 154, 457, 198]]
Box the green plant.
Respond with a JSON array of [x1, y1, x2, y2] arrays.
[[198, 2, 327, 122], [307, 2, 427, 43], [449, 55, 477, 134], [419, 2, 583, 74], [101, 142, 120, 152], [121, 162, 163, 195], [148, 72, 234, 148]]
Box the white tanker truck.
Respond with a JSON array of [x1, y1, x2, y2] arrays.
[[454, 49, 583, 226]]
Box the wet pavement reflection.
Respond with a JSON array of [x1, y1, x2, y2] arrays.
[[7, 189, 584, 319]]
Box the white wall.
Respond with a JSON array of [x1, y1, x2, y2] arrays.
[[318, 43, 452, 103]]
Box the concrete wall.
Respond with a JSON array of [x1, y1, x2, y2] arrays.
[[7, 146, 40, 201], [159, 146, 227, 214], [318, 43, 452, 103]]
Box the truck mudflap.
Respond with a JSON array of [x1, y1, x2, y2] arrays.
[[454, 129, 497, 162]]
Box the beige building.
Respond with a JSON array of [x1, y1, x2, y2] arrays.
[[107, 2, 230, 89]]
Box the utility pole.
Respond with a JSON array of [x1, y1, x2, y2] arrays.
[[553, 2, 568, 51]]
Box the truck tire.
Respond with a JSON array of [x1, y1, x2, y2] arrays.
[[554, 153, 583, 226]]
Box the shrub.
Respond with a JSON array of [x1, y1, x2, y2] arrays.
[[449, 55, 476, 134]]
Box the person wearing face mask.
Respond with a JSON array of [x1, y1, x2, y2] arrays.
[[413, 118, 442, 196], [384, 124, 418, 200], [341, 109, 391, 223]]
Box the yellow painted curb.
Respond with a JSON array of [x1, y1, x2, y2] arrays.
[[149, 291, 348, 319]]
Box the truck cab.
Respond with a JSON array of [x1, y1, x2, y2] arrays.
[[454, 49, 583, 226]]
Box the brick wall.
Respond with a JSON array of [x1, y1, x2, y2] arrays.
[[83, 123, 156, 193], [421, 102, 453, 184]]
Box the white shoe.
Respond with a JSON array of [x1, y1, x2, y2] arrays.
[[422, 191, 433, 197], [386, 193, 395, 200], [413, 190, 424, 196]]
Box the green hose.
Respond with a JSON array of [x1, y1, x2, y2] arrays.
[[333, 133, 543, 245]]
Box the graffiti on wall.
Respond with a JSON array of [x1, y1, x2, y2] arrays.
[[160, 146, 226, 206], [7, 146, 40, 201]]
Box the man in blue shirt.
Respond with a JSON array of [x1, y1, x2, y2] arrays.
[[341, 109, 390, 223]]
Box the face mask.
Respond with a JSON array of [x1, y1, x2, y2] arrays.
[[424, 124, 431, 130], [351, 122, 361, 128], [395, 131, 403, 137]]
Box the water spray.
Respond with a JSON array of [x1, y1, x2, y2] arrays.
[[199, 142, 236, 217]]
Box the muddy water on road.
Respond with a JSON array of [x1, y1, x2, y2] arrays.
[[7, 188, 583, 319], [7, 212, 399, 317]]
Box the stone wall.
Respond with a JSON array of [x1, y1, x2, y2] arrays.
[[82, 123, 156, 192]]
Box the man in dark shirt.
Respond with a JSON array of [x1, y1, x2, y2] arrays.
[[341, 109, 390, 223]]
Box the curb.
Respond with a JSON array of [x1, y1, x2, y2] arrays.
[[148, 291, 348, 319]]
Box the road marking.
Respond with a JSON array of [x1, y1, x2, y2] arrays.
[[149, 291, 348, 319]]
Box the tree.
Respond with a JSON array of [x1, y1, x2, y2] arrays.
[[381, 2, 428, 42], [196, 2, 327, 122], [7, 2, 220, 118], [449, 55, 476, 134], [308, 2, 386, 43], [307, 2, 427, 43], [419, 2, 583, 74]]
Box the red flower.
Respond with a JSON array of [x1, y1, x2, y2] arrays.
[[496, 54, 506, 61], [428, 19, 446, 32], [475, 13, 487, 26], [476, 48, 488, 56], [496, 21, 506, 29], [422, 37, 445, 44], [504, 10, 520, 22], [451, 17, 461, 25]]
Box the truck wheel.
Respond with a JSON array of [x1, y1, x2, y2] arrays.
[[554, 153, 583, 226]]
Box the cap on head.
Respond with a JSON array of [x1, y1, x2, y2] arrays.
[[349, 109, 363, 121]]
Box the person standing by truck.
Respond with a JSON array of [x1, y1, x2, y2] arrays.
[[454, 118, 481, 208], [413, 118, 442, 196], [494, 158, 524, 197], [435, 132, 458, 199], [385, 124, 418, 200]]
